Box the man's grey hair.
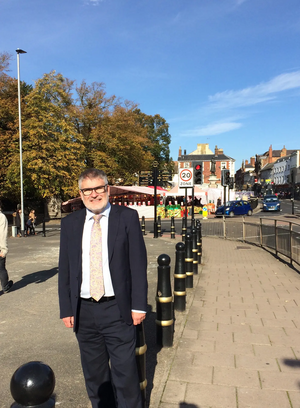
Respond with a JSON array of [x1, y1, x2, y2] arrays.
[[78, 169, 108, 189]]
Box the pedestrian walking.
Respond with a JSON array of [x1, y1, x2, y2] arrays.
[[26, 209, 37, 235], [15, 208, 21, 237], [0, 202, 13, 294], [58, 168, 148, 408]]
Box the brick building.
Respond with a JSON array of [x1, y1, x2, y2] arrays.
[[177, 144, 235, 187], [235, 157, 255, 190]]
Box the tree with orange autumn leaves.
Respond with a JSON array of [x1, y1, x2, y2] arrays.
[[0, 53, 173, 202]]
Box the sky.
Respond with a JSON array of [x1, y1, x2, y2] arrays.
[[1, 0, 300, 170]]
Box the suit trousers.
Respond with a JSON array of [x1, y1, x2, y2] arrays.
[[76, 299, 142, 408], [0, 257, 9, 290]]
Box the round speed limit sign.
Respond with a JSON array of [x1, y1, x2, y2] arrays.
[[179, 168, 193, 187]]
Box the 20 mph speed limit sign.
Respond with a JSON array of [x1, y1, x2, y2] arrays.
[[179, 168, 194, 187]]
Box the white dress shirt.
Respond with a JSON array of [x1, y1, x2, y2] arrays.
[[80, 204, 114, 298]]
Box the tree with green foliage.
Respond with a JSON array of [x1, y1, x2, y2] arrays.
[[21, 71, 84, 200], [133, 109, 173, 171], [91, 102, 154, 184], [71, 80, 117, 168]]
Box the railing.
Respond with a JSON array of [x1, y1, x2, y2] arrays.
[[201, 217, 300, 267]]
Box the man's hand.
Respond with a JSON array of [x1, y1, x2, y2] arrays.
[[62, 316, 74, 328], [131, 312, 146, 326]]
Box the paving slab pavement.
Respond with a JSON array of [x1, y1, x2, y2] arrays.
[[155, 236, 300, 408], [1, 226, 300, 407]]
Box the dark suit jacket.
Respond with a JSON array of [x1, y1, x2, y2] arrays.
[[58, 205, 148, 332]]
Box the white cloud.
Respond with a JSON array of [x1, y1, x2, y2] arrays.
[[181, 122, 242, 137], [84, 0, 104, 5], [208, 71, 300, 109]]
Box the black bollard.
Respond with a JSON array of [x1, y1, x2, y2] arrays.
[[10, 361, 55, 407], [191, 218, 195, 229], [291, 198, 295, 215], [196, 219, 202, 238], [174, 242, 186, 312], [196, 221, 202, 265], [156, 254, 173, 347], [141, 216, 146, 236], [135, 322, 147, 408], [181, 216, 186, 242], [170, 216, 176, 239], [153, 221, 158, 238], [157, 215, 162, 237], [191, 227, 198, 275], [185, 233, 193, 288], [42, 219, 46, 237]]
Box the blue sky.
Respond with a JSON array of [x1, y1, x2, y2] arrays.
[[2, 0, 300, 169]]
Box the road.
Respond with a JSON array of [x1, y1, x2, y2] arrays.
[[144, 198, 300, 236]]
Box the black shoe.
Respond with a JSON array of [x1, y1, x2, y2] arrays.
[[3, 280, 13, 293]]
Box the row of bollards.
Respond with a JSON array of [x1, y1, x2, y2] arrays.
[[156, 221, 203, 347], [141, 215, 201, 242]]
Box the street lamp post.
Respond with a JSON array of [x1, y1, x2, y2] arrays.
[[16, 48, 27, 237]]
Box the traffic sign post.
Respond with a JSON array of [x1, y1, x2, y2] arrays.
[[178, 169, 194, 228]]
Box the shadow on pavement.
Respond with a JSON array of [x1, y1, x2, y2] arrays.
[[282, 358, 300, 368], [144, 305, 162, 406], [4, 267, 58, 293]]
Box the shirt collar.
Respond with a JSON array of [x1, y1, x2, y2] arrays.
[[85, 203, 111, 221]]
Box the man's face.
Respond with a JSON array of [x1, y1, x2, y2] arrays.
[[79, 176, 110, 214]]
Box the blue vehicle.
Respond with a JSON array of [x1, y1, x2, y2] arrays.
[[262, 195, 281, 212], [215, 200, 253, 217]]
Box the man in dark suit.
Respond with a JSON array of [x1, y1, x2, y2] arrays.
[[58, 168, 148, 408]]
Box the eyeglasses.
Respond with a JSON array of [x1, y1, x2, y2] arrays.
[[80, 185, 108, 196]]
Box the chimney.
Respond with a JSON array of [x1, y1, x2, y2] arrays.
[[184, 149, 186, 155], [215, 145, 218, 156], [268, 145, 272, 164], [245, 160, 249, 165], [178, 146, 182, 157], [250, 156, 255, 166], [281, 145, 287, 157]]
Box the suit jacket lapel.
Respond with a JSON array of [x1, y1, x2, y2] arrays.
[[108, 205, 120, 262], [73, 208, 86, 276]]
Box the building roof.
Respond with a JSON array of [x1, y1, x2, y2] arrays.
[[262, 149, 296, 157], [274, 155, 291, 163], [178, 153, 234, 161], [261, 163, 274, 171]]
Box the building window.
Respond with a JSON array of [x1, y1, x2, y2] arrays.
[[184, 162, 190, 168], [221, 162, 227, 169]]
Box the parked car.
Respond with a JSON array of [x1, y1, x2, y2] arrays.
[[262, 195, 281, 212], [215, 200, 253, 217]]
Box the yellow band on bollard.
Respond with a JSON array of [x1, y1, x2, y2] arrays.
[[140, 379, 147, 390], [156, 296, 173, 303], [136, 343, 147, 356], [174, 290, 186, 296], [192, 249, 197, 252], [193, 261, 198, 264], [186, 272, 193, 276], [185, 258, 194, 262], [155, 319, 174, 326], [174, 273, 186, 278]]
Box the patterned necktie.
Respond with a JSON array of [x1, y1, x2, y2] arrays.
[[90, 214, 104, 301]]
